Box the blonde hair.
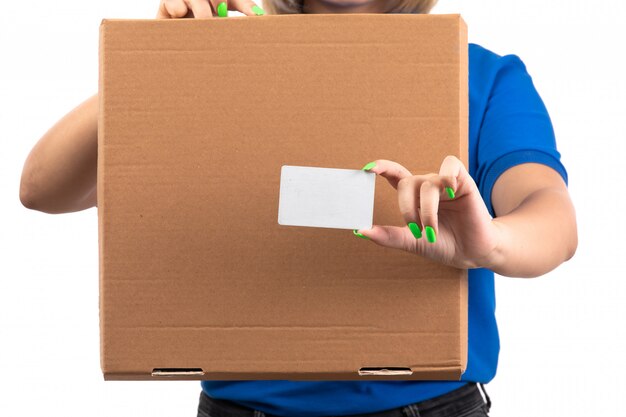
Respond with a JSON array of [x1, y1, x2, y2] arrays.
[[262, 0, 438, 15]]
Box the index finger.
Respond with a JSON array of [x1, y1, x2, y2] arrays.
[[187, 0, 214, 18], [362, 159, 412, 189]]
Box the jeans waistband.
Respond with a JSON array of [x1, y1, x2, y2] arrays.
[[198, 382, 490, 417]]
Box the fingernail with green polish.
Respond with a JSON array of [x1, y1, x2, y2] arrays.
[[445, 187, 455, 199], [217, 2, 228, 17], [362, 161, 376, 171], [251, 5, 265, 15], [353, 229, 369, 240], [425, 226, 436, 243], [407, 222, 422, 239]]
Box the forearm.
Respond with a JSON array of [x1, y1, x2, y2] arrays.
[[20, 93, 98, 213], [486, 186, 578, 278]]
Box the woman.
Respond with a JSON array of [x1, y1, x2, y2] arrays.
[[19, 0, 578, 416]]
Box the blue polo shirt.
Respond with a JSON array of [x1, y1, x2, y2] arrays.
[[201, 43, 569, 416]]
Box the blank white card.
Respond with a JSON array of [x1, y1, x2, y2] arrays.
[[278, 165, 376, 230]]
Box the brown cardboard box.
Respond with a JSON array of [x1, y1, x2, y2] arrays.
[[98, 13, 468, 381]]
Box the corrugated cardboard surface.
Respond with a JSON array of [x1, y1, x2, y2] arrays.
[[98, 14, 468, 381]]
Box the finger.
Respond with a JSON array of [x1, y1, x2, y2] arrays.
[[362, 159, 412, 189], [397, 174, 442, 238], [438, 155, 463, 200], [355, 225, 418, 252], [209, 0, 229, 17], [396, 175, 424, 238], [184, 0, 214, 18], [419, 179, 441, 243], [230, 0, 266, 15], [157, 0, 189, 18], [438, 154, 483, 200]]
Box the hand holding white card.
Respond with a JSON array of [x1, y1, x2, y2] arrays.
[[278, 165, 376, 230]]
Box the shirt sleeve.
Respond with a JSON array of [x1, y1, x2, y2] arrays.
[[475, 54, 568, 218]]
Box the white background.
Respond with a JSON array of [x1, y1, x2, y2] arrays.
[[1, 1, 624, 416]]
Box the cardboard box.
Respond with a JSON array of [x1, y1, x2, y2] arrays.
[[98, 13, 468, 381]]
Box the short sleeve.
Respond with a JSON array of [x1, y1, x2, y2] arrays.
[[475, 54, 568, 218]]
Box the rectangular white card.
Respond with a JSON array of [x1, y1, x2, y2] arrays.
[[278, 165, 376, 230]]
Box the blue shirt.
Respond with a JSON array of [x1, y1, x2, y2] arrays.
[[201, 43, 569, 416]]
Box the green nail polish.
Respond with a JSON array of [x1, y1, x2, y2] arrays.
[[251, 5, 265, 15], [445, 187, 455, 199], [362, 161, 376, 171], [353, 229, 369, 240], [425, 226, 436, 243], [407, 222, 422, 239], [217, 2, 228, 17]]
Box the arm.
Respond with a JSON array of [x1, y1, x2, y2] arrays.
[[486, 162, 577, 277], [19, 94, 98, 214], [354, 157, 577, 278], [19, 0, 266, 215]]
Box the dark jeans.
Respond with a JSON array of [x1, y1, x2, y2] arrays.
[[197, 382, 491, 417]]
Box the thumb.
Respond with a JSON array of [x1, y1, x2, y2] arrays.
[[355, 225, 416, 252]]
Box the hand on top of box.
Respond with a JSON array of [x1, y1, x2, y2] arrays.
[[156, 0, 265, 19], [354, 155, 502, 271]]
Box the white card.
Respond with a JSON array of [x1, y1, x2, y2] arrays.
[[278, 165, 376, 230]]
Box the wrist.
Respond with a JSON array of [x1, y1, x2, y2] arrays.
[[479, 219, 508, 272]]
